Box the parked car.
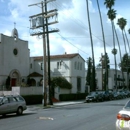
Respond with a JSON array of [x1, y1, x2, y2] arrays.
[[116, 99, 130, 130], [86, 91, 103, 102], [86, 91, 98, 102], [0, 95, 27, 116], [100, 90, 114, 101]]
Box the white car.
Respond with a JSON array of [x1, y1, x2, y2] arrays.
[[116, 100, 130, 130], [0, 95, 27, 116]]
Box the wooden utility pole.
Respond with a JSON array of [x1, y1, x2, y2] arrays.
[[28, 0, 59, 106]]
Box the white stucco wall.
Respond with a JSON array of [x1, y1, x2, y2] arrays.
[[0, 34, 30, 78]]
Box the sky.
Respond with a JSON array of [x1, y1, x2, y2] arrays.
[[0, 0, 130, 69]]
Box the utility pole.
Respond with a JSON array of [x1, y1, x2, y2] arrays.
[[29, 0, 59, 106]]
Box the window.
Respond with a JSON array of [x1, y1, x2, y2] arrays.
[[75, 62, 77, 69], [30, 63, 32, 69], [41, 63, 43, 70], [80, 63, 82, 70], [77, 77, 81, 92], [3, 97, 8, 104], [15, 96, 24, 101], [57, 61, 61, 69], [8, 97, 17, 102], [57, 62, 60, 69], [13, 48, 18, 55]]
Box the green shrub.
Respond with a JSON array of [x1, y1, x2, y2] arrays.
[[22, 95, 43, 105], [59, 93, 87, 101]]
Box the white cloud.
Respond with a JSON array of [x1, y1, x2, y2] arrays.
[[0, 0, 130, 68]]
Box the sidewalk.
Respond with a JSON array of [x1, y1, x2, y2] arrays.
[[26, 100, 84, 111]]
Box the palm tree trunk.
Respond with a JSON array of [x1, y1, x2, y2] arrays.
[[111, 20, 117, 90], [86, 0, 96, 91], [122, 30, 127, 54], [124, 29, 130, 53], [96, 0, 108, 90], [114, 25, 125, 88]]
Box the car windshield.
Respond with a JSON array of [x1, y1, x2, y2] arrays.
[[124, 100, 130, 109], [89, 92, 96, 96]]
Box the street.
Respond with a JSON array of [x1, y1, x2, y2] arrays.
[[0, 99, 129, 130]]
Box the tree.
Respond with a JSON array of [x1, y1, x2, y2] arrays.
[[117, 17, 127, 53], [119, 54, 130, 89], [104, 0, 117, 89], [104, 0, 115, 9], [51, 77, 72, 90], [86, 57, 92, 86], [97, 0, 108, 89], [113, 24, 125, 86], [100, 53, 110, 90], [86, 0, 96, 91]]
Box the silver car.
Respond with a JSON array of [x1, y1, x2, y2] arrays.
[[0, 95, 27, 116], [116, 100, 130, 130]]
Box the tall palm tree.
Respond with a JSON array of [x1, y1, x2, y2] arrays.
[[113, 25, 125, 87], [104, 0, 118, 90], [86, 0, 96, 91], [128, 29, 130, 34], [117, 18, 130, 89], [104, 0, 115, 9], [96, 0, 108, 90], [117, 17, 127, 54], [124, 29, 130, 53]]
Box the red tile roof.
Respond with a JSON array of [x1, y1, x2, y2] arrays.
[[32, 53, 80, 61]]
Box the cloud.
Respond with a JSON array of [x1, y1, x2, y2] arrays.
[[0, 0, 130, 69]]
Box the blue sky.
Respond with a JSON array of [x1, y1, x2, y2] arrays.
[[0, 0, 130, 69]]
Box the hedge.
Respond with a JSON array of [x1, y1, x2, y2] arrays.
[[22, 95, 43, 105], [59, 93, 87, 101]]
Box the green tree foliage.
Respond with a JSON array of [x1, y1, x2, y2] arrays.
[[104, 0, 115, 9], [86, 57, 92, 86], [51, 77, 72, 89], [99, 53, 110, 90], [119, 53, 130, 72], [86, 57, 96, 91]]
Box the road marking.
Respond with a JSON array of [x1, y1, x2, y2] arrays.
[[39, 117, 54, 120]]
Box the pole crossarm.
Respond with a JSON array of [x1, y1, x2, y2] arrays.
[[30, 29, 59, 36], [28, 0, 59, 106], [29, 9, 58, 18], [28, 0, 56, 7]]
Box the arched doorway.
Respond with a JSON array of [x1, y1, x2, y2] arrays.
[[10, 70, 20, 87]]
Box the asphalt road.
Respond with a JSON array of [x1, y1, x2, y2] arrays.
[[0, 98, 129, 130]]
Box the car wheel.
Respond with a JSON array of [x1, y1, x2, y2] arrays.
[[17, 107, 23, 115]]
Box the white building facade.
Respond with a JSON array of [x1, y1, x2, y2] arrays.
[[0, 29, 86, 99]]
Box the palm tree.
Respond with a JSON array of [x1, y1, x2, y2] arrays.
[[117, 17, 127, 54], [96, 0, 108, 90], [104, 0, 118, 90], [104, 0, 115, 9], [86, 0, 96, 91], [128, 29, 130, 34], [113, 25, 125, 87]]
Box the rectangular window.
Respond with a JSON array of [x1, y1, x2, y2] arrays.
[[75, 62, 77, 69], [80, 63, 82, 70], [77, 77, 81, 92], [30, 63, 32, 69], [57, 62, 61, 69], [57, 62, 59, 69], [41, 63, 43, 70]]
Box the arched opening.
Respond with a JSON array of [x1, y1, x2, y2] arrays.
[[10, 70, 20, 87], [30, 79, 36, 86]]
